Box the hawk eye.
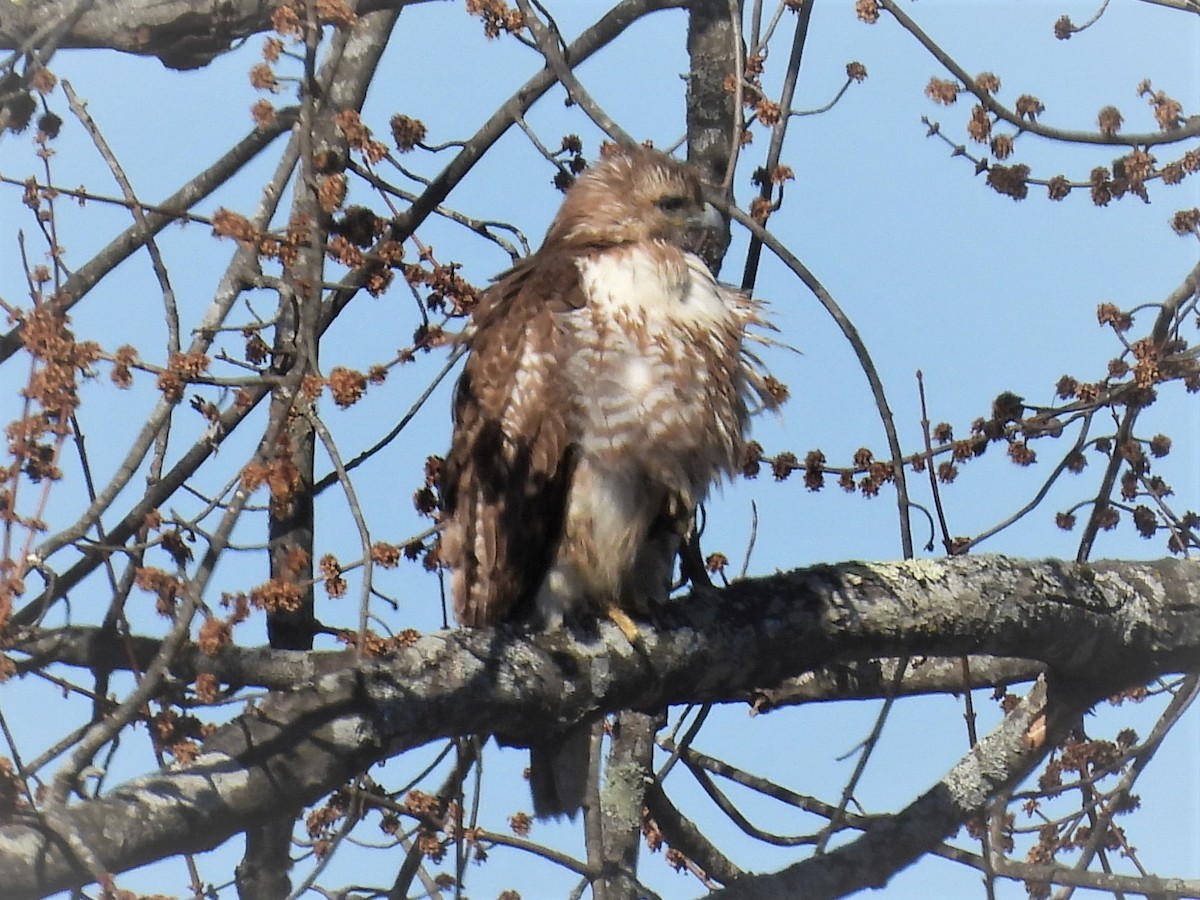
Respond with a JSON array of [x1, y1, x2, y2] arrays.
[[655, 195, 690, 214]]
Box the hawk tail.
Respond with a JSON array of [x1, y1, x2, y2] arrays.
[[529, 725, 590, 820]]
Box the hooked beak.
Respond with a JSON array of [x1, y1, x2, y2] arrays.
[[680, 201, 730, 267]]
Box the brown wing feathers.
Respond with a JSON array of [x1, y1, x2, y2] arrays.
[[441, 255, 584, 627]]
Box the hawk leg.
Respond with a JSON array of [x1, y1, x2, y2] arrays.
[[605, 604, 642, 642]]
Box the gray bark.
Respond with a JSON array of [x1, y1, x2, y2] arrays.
[[0, 555, 1196, 899]]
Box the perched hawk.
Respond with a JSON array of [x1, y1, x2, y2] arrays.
[[441, 147, 776, 818]]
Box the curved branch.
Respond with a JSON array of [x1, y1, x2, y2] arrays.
[[722, 202, 915, 558], [880, 0, 1200, 148]]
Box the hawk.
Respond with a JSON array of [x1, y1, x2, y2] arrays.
[[441, 146, 777, 818]]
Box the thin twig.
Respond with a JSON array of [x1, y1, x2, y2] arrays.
[[723, 201, 915, 557]]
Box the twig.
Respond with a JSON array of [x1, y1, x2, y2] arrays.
[[739, 0, 813, 294], [814, 657, 909, 854], [312, 343, 465, 495], [722, 201, 915, 557], [306, 409, 374, 665], [515, 0, 634, 146], [881, 0, 1200, 147]]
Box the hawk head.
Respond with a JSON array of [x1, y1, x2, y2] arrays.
[[545, 146, 722, 255]]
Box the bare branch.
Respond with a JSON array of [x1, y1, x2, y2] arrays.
[[0, 556, 1194, 898]]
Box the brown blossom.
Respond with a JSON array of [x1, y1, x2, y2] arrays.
[[741, 440, 763, 478], [855, 0, 880, 24], [364, 262, 394, 298], [924, 78, 960, 106], [390, 114, 427, 152], [465, 0, 524, 38], [990, 133, 1014, 160], [1096, 302, 1133, 332], [1097, 106, 1123, 136], [251, 99, 277, 129], [1090, 166, 1113, 206], [320, 553, 347, 598], [212, 208, 259, 244], [1140, 82, 1183, 131], [198, 616, 232, 655], [1148, 434, 1171, 458], [249, 63, 279, 92], [1170, 208, 1200, 237], [194, 672, 220, 704], [270, 2, 303, 37], [300, 373, 324, 401], [1132, 508, 1161, 535], [755, 99, 782, 126], [318, 173, 347, 214], [975, 72, 1001, 93], [509, 812, 532, 836], [986, 163, 1030, 201], [314, 0, 357, 27], [30, 67, 56, 95], [111, 344, 138, 388], [156, 352, 209, 403], [249, 578, 304, 613], [372, 541, 402, 567], [1015, 94, 1044, 121], [967, 105, 991, 143], [1097, 505, 1120, 530], [772, 451, 798, 481], [1161, 162, 1184, 185], [803, 449, 825, 491], [134, 567, 182, 616], [335, 109, 387, 163], [1007, 441, 1036, 466], [1046, 174, 1071, 201], [327, 235, 363, 268]]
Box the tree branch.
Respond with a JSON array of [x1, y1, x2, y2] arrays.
[[713, 677, 1066, 899], [0, 556, 1195, 898], [0, 0, 436, 69]]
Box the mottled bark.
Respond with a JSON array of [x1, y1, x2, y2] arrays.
[[0, 0, 424, 69], [1, 556, 1195, 899], [686, 0, 739, 273]]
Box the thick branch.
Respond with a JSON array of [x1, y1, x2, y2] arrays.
[[0, 0, 433, 68], [0, 555, 1195, 898]]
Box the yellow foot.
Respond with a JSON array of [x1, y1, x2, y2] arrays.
[[606, 606, 641, 643]]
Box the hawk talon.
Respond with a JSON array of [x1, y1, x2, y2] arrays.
[[606, 606, 642, 643]]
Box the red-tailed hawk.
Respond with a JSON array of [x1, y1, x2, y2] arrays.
[[441, 147, 776, 818]]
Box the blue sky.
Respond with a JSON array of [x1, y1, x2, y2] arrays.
[[1, 1, 1197, 897]]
